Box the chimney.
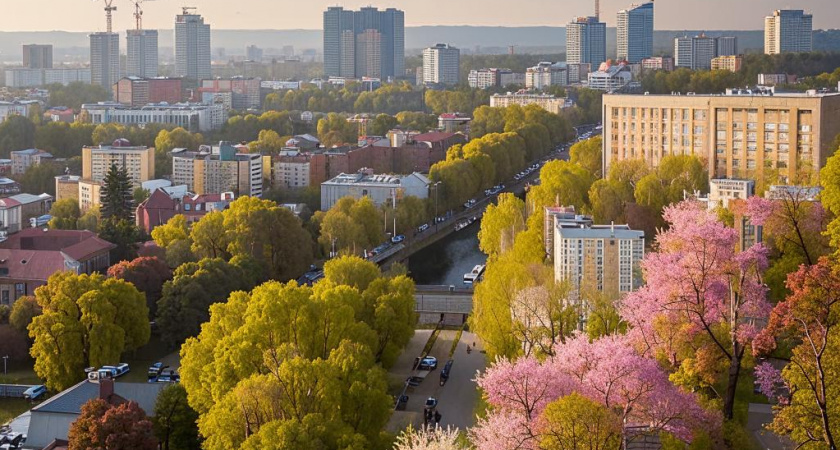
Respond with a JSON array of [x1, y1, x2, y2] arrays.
[[98, 377, 115, 401]]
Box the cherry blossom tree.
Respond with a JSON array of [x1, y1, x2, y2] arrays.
[[394, 425, 463, 450], [620, 200, 771, 420], [471, 333, 718, 449], [753, 257, 840, 450]]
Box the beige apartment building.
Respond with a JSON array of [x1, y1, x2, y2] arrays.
[[710, 55, 743, 72], [602, 91, 840, 183], [82, 145, 155, 188]]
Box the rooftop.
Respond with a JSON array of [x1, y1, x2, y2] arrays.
[[11, 148, 52, 157], [557, 224, 643, 240], [32, 380, 165, 416]]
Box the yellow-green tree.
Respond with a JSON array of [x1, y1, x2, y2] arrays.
[[479, 193, 527, 259], [539, 393, 622, 450], [151, 215, 189, 249], [154, 128, 204, 178], [48, 198, 81, 230], [29, 272, 150, 391], [318, 196, 383, 257], [189, 211, 229, 259], [570, 136, 603, 178]]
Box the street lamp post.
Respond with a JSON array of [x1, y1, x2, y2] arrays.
[[433, 182, 441, 232], [2, 355, 8, 375]]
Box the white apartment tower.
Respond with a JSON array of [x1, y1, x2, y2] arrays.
[[175, 12, 211, 80], [567, 16, 606, 69], [616, 2, 654, 63], [423, 44, 460, 85], [126, 30, 159, 78], [674, 34, 719, 70], [765, 9, 813, 55], [89, 32, 120, 87]]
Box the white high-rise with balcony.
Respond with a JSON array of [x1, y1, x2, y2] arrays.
[[423, 44, 460, 85]]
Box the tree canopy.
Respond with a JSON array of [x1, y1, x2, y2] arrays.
[[68, 398, 157, 450]]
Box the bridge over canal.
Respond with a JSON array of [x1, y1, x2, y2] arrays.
[[414, 285, 473, 325]]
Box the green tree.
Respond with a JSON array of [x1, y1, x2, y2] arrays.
[[539, 393, 622, 450], [77, 205, 101, 232], [48, 198, 81, 230], [316, 113, 357, 147], [478, 193, 527, 259], [368, 114, 398, 136], [108, 256, 172, 319], [318, 196, 383, 257], [189, 211, 229, 259], [153, 384, 201, 450], [9, 295, 41, 334], [99, 218, 141, 263], [0, 115, 36, 158], [29, 272, 150, 391], [48, 82, 111, 110], [133, 187, 150, 205], [68, 399, 158, 450], [100, 164, 134, 221], [569, 136, 603, 178], [156, 257, 254, 347], [246, 129, 284, 154], [19, 163, 57, 196], [154, 128, 203, 178]]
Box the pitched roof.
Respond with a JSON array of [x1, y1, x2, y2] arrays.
[[142, 188, 178, 210], [411, 132, 459, 143], [0, 229, 116, 278], [32, 380, 166, 416]]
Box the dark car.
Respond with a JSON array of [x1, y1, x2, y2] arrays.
[[424, 397, 438, 411], [439, 360, 454, 386]]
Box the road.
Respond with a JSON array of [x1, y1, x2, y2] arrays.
[[387, 330, 486, 433]]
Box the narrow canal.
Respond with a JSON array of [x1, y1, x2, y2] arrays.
[[407, 219, 486, 286]]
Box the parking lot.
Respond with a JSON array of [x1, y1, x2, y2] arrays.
[[387, 329, 486, 433]]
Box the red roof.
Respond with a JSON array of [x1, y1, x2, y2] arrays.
[[142, 189, 178, 210], [0, 229, 115, 282], [411, 132, 459, 143]]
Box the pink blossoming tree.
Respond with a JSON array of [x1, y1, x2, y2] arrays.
[[620, 200, 771, 420]]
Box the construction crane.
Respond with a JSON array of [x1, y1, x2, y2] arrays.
[[93, 0, 118, 33], [181, 6, 197, 15], [131, 0, 156, 31], [595, 0, 600, 21]]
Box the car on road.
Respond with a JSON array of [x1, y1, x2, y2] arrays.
[[439, 360, 454, 385], [148, 362, 167, 380], [418, 356, 438, 370], [424, 397, 438, 411], [23, 385, 46, 401], [391, 234, 405, 244]]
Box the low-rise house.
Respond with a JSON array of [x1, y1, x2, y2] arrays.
[[135, 188, 234, 233], [25, 377, 165, 449], [11, 149, 53, 175], [321, 171, 431, 210], [0, 228, 115, 305]]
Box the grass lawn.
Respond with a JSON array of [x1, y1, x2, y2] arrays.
[[0, 398, 32, 425]]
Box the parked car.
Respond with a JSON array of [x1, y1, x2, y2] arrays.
[[148, 362, 168, 380], [418, 356, 438, 370], [156, 369, 180, 383], [396, 394, 409, 410], [391, 234, 405, 244], [417, 223, 430, 233], [23, 385, 46, 401], [114, 363, 130, 377]]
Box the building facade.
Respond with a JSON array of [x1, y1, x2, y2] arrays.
[[641, 56, 675, 72], [82, 144, 155, 188], [566, 16, 606, 68], [674, 34, 719, 70], [171, 143, 262, 197], [82, 102, 225, 132], [197, 78, 261, 110], [113, 77, 183, 107], [554, 223, 645, 302], [717, 36, 738, 56], [90, 32, 120, 87], [323, 7, 404, 80], [616, 2, 654, 64], [526, 62, 568, 89], [321, 171, 430, 210], [22, 44, 53, 69], [587, 62, 632, 91], [765, 9, 813, 55], [711, 55, 743, 72], [126, 30, 159, 78], [602, 91, 840, 183], [490, 92, 571, 114], [175, 12, 211, 80], [423, 44, 460, 85], [5, 68, 91, 88], [10, 149, 52, 175]]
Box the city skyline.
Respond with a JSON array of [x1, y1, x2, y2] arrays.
[[2, 0, 838, 32]]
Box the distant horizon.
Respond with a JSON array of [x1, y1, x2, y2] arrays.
[[1, 0, 838, 33]]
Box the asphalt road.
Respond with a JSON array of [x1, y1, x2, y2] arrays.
[[387, 330, 486, 433]]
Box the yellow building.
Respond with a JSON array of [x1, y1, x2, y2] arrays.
[[81, 144, 155, 188], [54, 175, 81, 203], [78, 179, 102, 212], [710, 55, 743, 72], [602, 91, 840, 183]]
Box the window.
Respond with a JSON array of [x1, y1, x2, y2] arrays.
[[1, 291, 7, 305]]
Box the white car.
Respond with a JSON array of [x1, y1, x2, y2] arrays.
[[419, 356, 438, 370]]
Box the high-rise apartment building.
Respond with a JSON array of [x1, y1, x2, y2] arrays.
[[175, 12, 211, 80], [89, 32, 120, 87], [566, 16, 606, 68], [82, 144, 155, 188], [126, 30, 159, 78], [22, 45, 53, 69], [717, 36, 738, 56], [323, 7, 404, 80], [171, 143, 262, 197], [765, 9, 813, 55], [616, 2, 654, 63], [554, 222, 645, 302], [601, 91, 840, 184], [674, 34, 719, 70], [423, 44, 460, 85], [245, 45, 263, 62]]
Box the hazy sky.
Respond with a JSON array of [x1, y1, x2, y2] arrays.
[[4, 0, 838, 32]]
